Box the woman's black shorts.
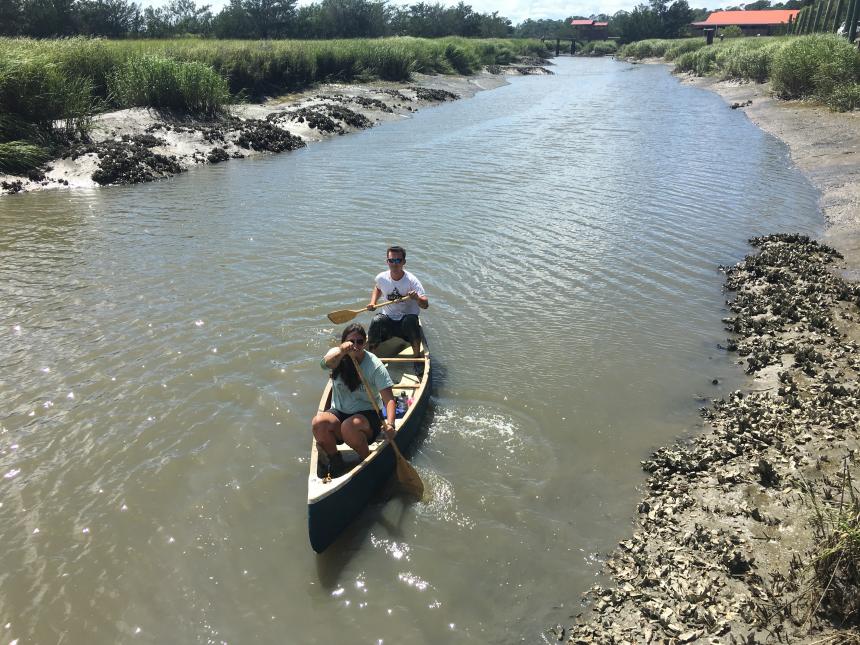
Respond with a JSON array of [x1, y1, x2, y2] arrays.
[[327, 408, 383, 442]]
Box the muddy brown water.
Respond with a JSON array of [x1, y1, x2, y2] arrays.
[[1, 58, 822, 643]]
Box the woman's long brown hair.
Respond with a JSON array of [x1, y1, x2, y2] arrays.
[[331, 323, 366, 392]]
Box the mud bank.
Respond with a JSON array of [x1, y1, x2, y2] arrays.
[[0, 63, 549, 196], [560, 74, 860, 644]]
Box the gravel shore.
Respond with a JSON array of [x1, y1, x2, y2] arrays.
[[560, 74, 860, 644]]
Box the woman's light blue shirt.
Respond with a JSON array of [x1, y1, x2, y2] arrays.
[[324, 351, 393, 414]]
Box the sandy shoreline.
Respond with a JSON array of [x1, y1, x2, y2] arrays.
[[0, 64, 549, 196], [564, 71, 860, 643]]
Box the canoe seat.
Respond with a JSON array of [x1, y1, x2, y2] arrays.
[[374, 336, 424, 359]]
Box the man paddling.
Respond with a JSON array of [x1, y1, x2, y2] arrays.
[[367, 245, 428, 371]]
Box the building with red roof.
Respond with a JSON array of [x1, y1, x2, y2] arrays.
[[691, 9, 800, 35], [569, 19, 609, 40]]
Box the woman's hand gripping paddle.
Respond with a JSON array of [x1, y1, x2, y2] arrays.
[[348, 354, 424, 501], [327, 296, 411, 325]]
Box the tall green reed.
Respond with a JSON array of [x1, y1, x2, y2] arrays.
[[619, 39, 676, 59], [109, 55, 229, 115], [624, 33, 860, 110], [769, 34, 860, 99], [663, 38, 706, 61], [0, 141, 53, 174], [0, 53, 95, 136], [580, 41, 618, 56]]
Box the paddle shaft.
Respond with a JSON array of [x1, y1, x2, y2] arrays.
[[327, 296, 412, 324], [348, 355, 405, 461], [348, 346, 425, 502], [353, 295, 412, 316], [369, 295, 412, 310]]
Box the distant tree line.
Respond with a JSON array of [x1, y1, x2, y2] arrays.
[[0, 0, 814, 41], [0, 0, 513, 38]]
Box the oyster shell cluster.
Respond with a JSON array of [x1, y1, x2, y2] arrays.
[[564, 234, 860, 644]]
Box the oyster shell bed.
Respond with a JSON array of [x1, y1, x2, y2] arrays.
[[562, 233, 860, 644]]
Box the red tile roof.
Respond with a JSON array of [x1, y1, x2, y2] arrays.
[[570, 19, 609, 26], [692, 9, 800, 26]]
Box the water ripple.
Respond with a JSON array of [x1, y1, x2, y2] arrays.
[[0, 57, 822, 644]]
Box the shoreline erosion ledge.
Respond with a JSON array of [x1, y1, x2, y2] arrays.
[[561, 54, 860, 644], [0, 38, 552, 195]]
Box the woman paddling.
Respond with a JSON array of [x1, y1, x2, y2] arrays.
[[312, 323, 397, 478]]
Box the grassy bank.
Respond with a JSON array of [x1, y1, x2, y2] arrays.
[[0, 36, 545, 174], [620, 34, 860, 112], [578, 40, 618, 57]]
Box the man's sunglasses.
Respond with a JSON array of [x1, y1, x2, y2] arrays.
[[387, 258, 404, 264]]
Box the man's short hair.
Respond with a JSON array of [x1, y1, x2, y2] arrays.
[[387, 245, 406, 260]]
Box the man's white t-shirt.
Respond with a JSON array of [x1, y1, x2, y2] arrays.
[[375, 270, 425, 321]]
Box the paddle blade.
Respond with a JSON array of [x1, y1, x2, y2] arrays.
[[327, 309, 357, 324], [394, 452, 424, 501]]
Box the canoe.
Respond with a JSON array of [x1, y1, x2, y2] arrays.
[[307, 327, 431, 553]]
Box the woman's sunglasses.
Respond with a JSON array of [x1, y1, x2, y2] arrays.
[[347, 338, 366, 346]]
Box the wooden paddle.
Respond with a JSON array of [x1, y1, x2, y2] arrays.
[[348, 354, 424, 501], [327, 297, 411, 325]]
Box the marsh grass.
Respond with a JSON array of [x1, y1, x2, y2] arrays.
[[675, 45, 719, 76], [807, 464, 860, 627], [663, 38, 706, 61], [443, 42, 479, 74], [0, 54, 95, 135], [0, 36, 544, 103], [0, 115, 39, 142], [672, 37, 790, 83], [141, 36, 542, 89], [755, 466, 860, 640], [770, 34, 860, 99], [716, 40, 783, 83], [476, 41, 515, 64], [0, 141, 53, 174], [827, 83, 860, 111], [580, 41, 618, 56], [625, 34, 860, 110], [618, 38, 676, 59], [109, 55, 229, 115]]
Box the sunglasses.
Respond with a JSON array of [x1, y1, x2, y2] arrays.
[[386, 258, 404, 264], [347, 338, 366, 346]]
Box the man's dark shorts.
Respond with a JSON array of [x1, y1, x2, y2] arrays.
[[327, 408, 383, 442], [368, 313, 420, 347]]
